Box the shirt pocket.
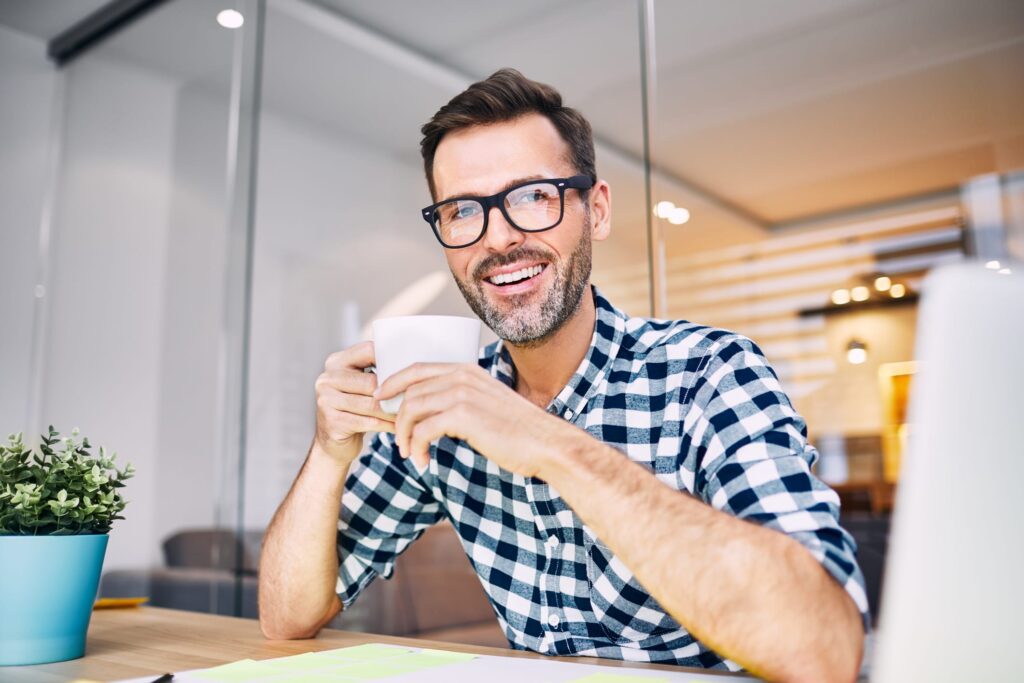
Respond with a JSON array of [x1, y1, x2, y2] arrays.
[[584, 536, 684, 646]]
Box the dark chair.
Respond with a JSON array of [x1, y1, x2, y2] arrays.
[[333, 522, 504, 646], [840, 512, 891, 626]]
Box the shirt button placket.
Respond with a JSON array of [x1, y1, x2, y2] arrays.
[[544, 533, 563, 634]]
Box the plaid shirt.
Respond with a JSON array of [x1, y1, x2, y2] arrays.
[[336, 287, 868, 671]]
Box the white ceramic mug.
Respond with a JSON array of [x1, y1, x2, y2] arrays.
[[372, 315, 482, 414]]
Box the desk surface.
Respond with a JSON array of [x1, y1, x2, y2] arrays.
[[3, 607, 745, 682]]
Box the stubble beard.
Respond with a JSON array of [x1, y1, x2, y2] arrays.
[[452, 220, 593, 349]]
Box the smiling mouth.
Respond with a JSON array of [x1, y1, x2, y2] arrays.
[[484, 264, 547, 287]]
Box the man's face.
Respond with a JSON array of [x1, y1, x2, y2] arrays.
[[431, 114, 610, 346]]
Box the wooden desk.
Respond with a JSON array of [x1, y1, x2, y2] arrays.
[[3, 607, 744, 682]]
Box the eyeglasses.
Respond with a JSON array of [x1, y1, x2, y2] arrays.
[[421, 175, 595, 249]]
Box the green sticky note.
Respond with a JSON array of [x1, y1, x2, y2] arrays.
[[315, 644, 415, 661], [570, 674, 668, 683], [262, 652, 342, 670], [413, 648, 478, 662], [191, 659, 282, 682]]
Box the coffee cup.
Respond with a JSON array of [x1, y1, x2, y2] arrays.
[[372, 315, 482, 414]]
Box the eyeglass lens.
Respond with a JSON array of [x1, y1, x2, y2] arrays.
[[431, 181, 563, 247]]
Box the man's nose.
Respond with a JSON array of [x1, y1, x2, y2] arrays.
[[481, 205, 524, 253]]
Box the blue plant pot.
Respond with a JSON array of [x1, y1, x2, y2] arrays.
[[0, 534, 109, 666]]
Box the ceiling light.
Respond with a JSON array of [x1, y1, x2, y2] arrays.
[[831, 289, 850, 305], [654, 201, 675, 219], [874, 276, 891, 292], [851, 286, 870, 302], [998, 268, 1011, 275], [985, 260, 1001, 270], [217, 9, 244, 28], [667, 207, 691, 225], [890, 283, 906, 298], [846, 340, 868, 365]]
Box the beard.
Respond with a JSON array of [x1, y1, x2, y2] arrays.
[[452, 220, 593, 348]]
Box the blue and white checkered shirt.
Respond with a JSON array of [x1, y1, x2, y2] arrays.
[[336, 287, 869, 671]]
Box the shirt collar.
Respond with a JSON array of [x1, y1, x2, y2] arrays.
[[489, 285, 626, 419]]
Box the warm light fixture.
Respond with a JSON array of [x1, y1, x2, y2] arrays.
[[874, 276, 891, 292], [831, 289, 851, 305], [653, 201, 690, 225], [846, 339, 868, 365], [890, 283, 906, 298], [985, 260, 1001, 270], [217, 9, 244, 28], [851, 286, 870, 302], [667, 207, 691, 225], [654, 201, 675, 218]]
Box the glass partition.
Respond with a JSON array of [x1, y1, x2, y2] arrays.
[[648, 0, 1024, 623], [36, 0, 262, 616]]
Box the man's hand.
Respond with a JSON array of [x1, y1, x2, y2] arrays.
[[376, 362, 571, 478], [314, 341, 397, 465], [260, 341, 398, 640]]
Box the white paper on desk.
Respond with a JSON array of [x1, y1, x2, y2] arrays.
[[112, 642, 762, 683]]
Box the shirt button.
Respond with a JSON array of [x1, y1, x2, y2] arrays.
[[547, 613, 561, 628], [546, 535, 560, 549], [564, 409, 574, 420]]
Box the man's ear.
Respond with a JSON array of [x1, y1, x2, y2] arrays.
[[589, 179, 612, 242]]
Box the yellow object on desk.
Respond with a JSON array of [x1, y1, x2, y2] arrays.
[[94, 597, 149, 609]]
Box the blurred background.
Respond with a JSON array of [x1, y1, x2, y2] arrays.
[[1, 0, 1022, 646]]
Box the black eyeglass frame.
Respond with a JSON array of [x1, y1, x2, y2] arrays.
[[421, 174, 595, 249]]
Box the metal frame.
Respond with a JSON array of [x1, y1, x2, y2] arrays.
[[48, 0, 169, 67]]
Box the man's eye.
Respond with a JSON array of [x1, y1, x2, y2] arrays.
[[451, 202, 480, 220], [511, 187, 554, 206]]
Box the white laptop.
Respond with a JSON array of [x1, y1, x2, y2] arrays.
[[873, 263, 1024, 682]]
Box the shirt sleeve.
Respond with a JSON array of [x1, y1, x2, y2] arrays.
[[679, 335, 871, 628], [335, 431, 444, 608]]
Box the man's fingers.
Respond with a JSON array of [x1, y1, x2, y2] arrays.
[[316, 367, 378, 398], [377, 362, 475, 399], [394, 385, 452, 456], [317, 389, 394, 422], [408, 412, 462, 467], [321, 412, 395, 442], [324, 341, 376, 372], [351, 414, 396, 436]]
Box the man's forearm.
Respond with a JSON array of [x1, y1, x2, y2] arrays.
[[258, 440, 353, 639], [541, 428, 863, 683]]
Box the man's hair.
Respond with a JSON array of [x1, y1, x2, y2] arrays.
[[420, 68, 596, 200]]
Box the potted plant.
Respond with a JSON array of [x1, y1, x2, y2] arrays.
[[0, 427, 134, 666]]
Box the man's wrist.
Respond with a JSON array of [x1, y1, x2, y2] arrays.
[[535, 416, 596, 488], [307, 439, 359, 482]]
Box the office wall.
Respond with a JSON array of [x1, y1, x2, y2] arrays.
[[37, 50, 237, 570], [0, 27, 212, 572], [0, 26, 55, 434], [39, 54, 176, 569]]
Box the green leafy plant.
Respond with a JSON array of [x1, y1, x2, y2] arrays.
[[0, 426, 134, 535]]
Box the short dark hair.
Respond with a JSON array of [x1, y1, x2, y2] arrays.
[[420, 68, 596, 200]]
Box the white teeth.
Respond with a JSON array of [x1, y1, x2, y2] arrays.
[[489, 265, 543, 285]]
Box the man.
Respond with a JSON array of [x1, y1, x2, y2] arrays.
[[259, 69, 867, 683]]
